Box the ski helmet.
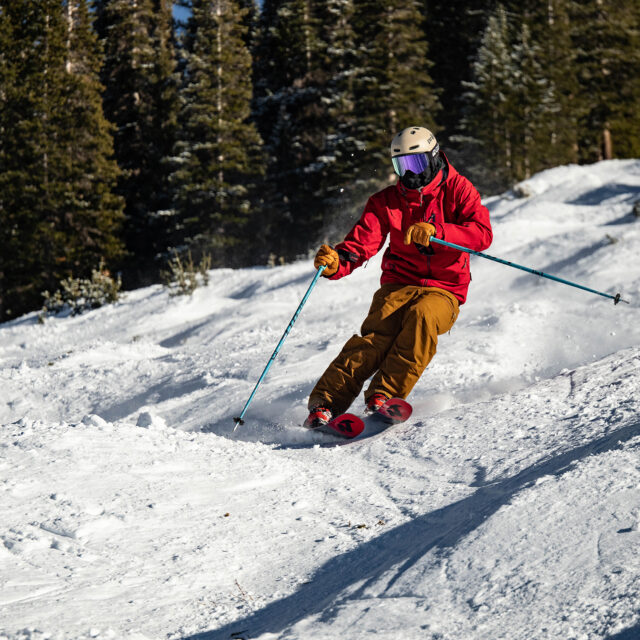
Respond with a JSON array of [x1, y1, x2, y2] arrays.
[[390, 127, 441, 189]]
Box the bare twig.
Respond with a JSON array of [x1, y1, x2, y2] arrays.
[[235, 579, 254, 606]]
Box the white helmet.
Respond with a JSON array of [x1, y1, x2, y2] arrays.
[[390, 127, 441, 188], [390, 126, 438, 158]]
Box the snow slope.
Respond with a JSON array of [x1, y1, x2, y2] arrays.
[[1, 159, 640, 640]]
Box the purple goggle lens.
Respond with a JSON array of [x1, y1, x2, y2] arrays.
[[392, 153, 430, 177]]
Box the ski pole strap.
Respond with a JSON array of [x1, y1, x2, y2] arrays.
[[233, 265, 327, 429], [429, 237, 629, 305]]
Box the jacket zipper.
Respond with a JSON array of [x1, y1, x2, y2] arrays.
[[426, 212, 436, 281], [404, 188, 433, 283]]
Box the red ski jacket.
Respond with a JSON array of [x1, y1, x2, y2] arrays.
[[330, 155, 492, 304]]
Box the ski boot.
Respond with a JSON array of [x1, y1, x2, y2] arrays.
[[365, 392, 389, 415], [304, 406, 333, 429]]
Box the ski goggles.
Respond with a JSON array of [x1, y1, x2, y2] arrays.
[[391, 152, 431, 177]]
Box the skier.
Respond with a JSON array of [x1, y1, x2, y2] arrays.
[[305, 126, 493, 428]]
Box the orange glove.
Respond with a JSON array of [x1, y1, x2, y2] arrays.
[[404, 222, 436, 247], [314, 244, 340, 276]]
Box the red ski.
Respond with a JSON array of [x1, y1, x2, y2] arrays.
[[372, 397, 413, 425], [313, 413, 365, 438]]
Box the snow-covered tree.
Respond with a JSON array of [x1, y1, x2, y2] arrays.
[[510, 21, 561, 179], [527, 0, 580, 168], [253, 0, 360, 261], [311, 0, 362, 241], [0, 0, 123, 321], [460, 3, 579, 190], [351, 0, 440, 192], [170, 0, 264, 266], [569, 0, 640, 161], [459, 5, 515, 191], [421, 0, 494, 161], [94, 0, 179, 285]]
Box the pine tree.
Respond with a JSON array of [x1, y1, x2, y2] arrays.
[[238, 0, 259, 49], [252, 0, 328, 261], [57, 0, 125, 269], [459, 2, 579, 190], [351, 0, 441, 193], [0, 1, 39, 320], [254, 0, 364, 256], [525, 0, 580, 168], [459, 5, 515, 192], [0, 0, 124, 321], [422, 0, 495, 160], [170, 0, 264, 266], [569, 0, 640, 161], [95, 0, 179, 285], [510, 20, 560, 179], [253, 0, 441, 258], [311, 0, 362, 241]]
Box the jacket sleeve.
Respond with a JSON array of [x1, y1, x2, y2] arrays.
[[434, 175, 492, 252], [329, 194, 390, 280]]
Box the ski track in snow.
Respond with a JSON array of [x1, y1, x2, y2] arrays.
[[1, 159, 640, 640]]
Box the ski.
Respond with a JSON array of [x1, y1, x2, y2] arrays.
[[306, 398, 412, 440], [369, 397, 413, 425], [311, 412, 365, 438]]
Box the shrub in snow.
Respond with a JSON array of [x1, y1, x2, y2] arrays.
[[39, 261, 122, 322], [267, 252, 286, 267], [162, 250, 211, 297], [512, 182, 534, 199], [136, 411, 167, 429], [81, 414, 108, 427]]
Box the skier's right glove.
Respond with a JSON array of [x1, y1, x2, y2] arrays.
[[314, 244, 340, 277]]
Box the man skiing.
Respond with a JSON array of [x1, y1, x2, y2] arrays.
[[304, 126, 493, 429]]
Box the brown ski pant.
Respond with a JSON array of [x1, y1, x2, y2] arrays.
[[309, 284, 460, 415]]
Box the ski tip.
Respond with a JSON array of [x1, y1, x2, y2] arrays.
[[326, 413, 365, 438], [377, 398, 413, 424]]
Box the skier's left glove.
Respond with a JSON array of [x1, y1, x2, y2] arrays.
[[404, 222, 436, 247], [314, 244, 340, 277]]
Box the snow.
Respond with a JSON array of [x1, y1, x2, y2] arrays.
[[1, 159, 640, 640]]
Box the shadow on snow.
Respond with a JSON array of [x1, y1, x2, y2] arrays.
[[567, 182, 640, 206], [182, 419, 640, 640], [605, 622, 640, 639]]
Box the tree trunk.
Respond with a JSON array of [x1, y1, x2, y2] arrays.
[[524, 105, 531, 179], [602, 125, 613, 160], [66, 1, 74, 74], [216, 1, 224, 187]]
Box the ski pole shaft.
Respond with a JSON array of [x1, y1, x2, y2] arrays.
[[233, 265, 326, 429], [429, 237, 629, 305]]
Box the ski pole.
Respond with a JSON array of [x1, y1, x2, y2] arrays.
[[233, 265, 327, 429], [430, 237, 629, 305]]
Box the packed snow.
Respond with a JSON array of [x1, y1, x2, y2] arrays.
[[1, 159, 640, 640]]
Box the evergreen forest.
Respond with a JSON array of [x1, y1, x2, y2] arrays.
[[1, 0, 639, 321]]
